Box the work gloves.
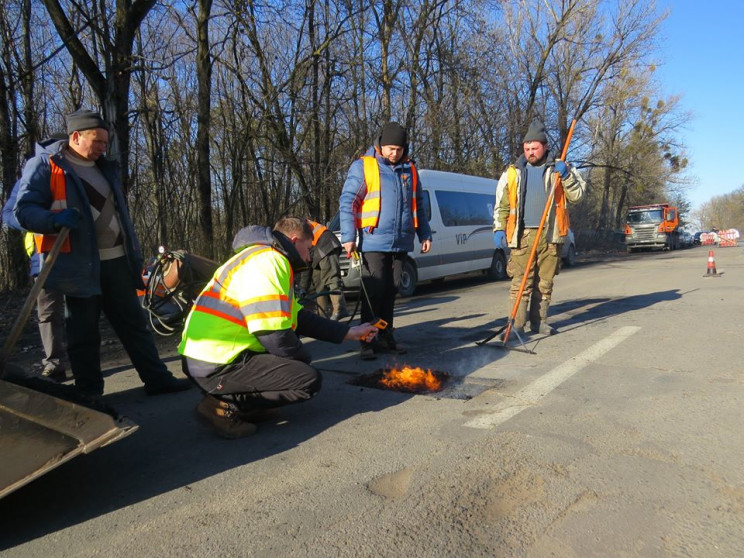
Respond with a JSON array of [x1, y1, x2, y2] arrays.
[[554, 160, 570, 179], [493, 230, 507, 248], [52, 208, 80, 230]]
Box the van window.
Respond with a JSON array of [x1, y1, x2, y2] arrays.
[[420, 190, 431, 222], [435, 190, 494, 227]]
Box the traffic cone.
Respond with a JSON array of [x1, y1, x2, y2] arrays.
[[703, 250, 721, 277]]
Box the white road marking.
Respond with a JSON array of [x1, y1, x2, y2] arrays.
[[464, 326, 641, 429]]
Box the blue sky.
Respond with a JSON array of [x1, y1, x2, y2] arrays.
[[656, 1, 744, 210]]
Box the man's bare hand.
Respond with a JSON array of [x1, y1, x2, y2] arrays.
[[343, 241, 357, 258], [345, 323, 379, 343], [421, 239, 432, 254]]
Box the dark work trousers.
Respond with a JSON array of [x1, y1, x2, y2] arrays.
[[183, 353, 322, 411], [360, 251, 405, 327], [35, 282, 66, 371], [65, 256, 172, 395]]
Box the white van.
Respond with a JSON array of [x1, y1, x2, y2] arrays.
[[329, 169, 508, 296]]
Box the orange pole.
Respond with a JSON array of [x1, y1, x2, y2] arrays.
[[502, 119, 576, 346]]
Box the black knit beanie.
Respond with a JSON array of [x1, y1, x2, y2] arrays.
[[379, 122, 408, 147], [523, 120, 548, 143]]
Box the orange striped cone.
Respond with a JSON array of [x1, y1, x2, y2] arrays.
[[704, 250, 720, 277]]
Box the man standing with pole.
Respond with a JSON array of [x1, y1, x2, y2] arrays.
[[493, 120, 585, 338]]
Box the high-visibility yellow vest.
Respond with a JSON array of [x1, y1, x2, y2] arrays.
[[24, 232, 36, 257], [34, 158, 71, 253], [356, 156, 418, 230], [178, 244, 300, 364]]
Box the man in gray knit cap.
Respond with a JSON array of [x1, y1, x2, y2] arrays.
[[14, 109, 191, 397], [493, 120, 586, 336]]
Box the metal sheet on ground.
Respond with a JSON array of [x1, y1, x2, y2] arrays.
[[0, 380, 138, 499]]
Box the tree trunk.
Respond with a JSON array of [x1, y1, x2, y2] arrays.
[[196, 0, 214, 257]]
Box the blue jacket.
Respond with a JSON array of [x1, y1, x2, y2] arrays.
[[2, 138, 64, 277], [339, 141, 432, 253], [13, 140, 145, 296]]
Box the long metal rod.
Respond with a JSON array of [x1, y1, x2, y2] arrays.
[[0, 228, 69, 377]]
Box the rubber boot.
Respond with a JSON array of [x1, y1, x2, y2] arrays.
[[329, 293, 350, 321], [315, 295, 331, 317], [535, 299, 555, 335], [528, 294, 542, 333], [503, 299, 527, 341]]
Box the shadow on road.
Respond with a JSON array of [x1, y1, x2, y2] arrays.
[[0, 349, 413, 549], [551, 290, 683, 332]]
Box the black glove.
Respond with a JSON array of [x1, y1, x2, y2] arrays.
[[52, 208, 80, 230]]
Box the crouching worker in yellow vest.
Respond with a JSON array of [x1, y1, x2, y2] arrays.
[[178, 216, 379, 439]]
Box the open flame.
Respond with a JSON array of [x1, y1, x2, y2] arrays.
[[379, 365, 444, 392]]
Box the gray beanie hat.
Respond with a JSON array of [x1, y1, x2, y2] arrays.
[[523, 120, 548, 144], [66, 109, 106, 135]]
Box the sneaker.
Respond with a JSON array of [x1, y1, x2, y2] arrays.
[[144, 377, 192, 396], [195, 396, 257, 439], [41, 365, 66, 383], [360, 342, 377, 361]]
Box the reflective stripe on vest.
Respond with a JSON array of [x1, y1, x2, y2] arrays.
[[307, 219, 327, 246], [356, 156, 418, 230], [179, 244, 300, 364], [34, 158, 71, 253], [192, 245, 294, 328]]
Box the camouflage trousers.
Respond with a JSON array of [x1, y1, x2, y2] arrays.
[[506, 228, 561, 327]]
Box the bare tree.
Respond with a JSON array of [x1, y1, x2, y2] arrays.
[[41, 0, 158, 192]]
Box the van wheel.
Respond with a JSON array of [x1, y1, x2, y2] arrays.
[[487, 250, 507, 280], [398, 259, 418, 297]]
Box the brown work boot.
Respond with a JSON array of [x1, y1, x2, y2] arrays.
[[239, 407, 281, 423], [195, 395, 258, 439]]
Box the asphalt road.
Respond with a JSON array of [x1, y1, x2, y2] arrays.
[[2, 245, 743, 556]]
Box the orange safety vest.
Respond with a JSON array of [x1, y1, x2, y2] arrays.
[[307, 219, 328, 246], [357, 156, 418, 230], [34, 158, 71, 253], [505, 165, 569, 241]]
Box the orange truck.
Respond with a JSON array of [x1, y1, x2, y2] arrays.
[[624, 203, 681, 253]]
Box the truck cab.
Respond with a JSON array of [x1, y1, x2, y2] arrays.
[[624, 203, 680, 252]]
